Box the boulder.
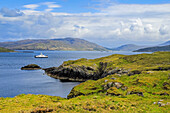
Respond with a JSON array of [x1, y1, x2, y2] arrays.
[[121, 86, 128, 91], [114, 82, 123, 89], [103, 82, 123, 90], [126, 91, 144, 97], [110, 77, 116, 80]]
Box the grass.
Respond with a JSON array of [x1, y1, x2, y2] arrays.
[[0, 51, 170, 112], [0, 94, 65, 113], [0, 47, 15, 52], [68, 71, 170, 98], [63, 52, 170, 72], [0, 93, 169, 112]]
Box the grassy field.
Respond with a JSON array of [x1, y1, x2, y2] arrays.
[[0, 52, 169, 112]]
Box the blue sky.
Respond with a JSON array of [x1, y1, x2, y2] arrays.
[[1, 0, 170, 13], [0, 0, 170, 47], [0, 0, 96, 13]]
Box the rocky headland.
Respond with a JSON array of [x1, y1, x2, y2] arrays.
[[44, 52, 170, 82], [44, 64, 135, 82]]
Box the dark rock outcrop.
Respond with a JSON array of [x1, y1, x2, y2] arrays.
[[21, 64, 41, 70], [44, 65, 97, 82], [128, 70, 141, 76], [127, 91, 144, 97], [44, 62, 133, 82]]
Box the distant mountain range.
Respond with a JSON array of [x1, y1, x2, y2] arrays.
[[160, 40, 170, 46], [0, 38, 169, 52], [108, 44, 145, 51], [134, 40, 170, 52], [0, 38, 107, 51], [109, 40, 170, 52], [134, 45, 170, 52]]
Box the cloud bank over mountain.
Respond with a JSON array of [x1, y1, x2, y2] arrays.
[[0, 2, 170, 47]]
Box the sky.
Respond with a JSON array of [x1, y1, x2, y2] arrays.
[[0, 0, 170, 47]]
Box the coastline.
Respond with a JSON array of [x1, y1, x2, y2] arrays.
[[0, 51, 169, 112]]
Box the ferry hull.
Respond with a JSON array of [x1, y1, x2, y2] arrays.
[[34, 56, 48, 58]]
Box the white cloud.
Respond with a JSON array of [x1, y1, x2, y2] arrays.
[[0, 3, 170, 47], [159, 25, 170, 35], [41, 2, 61, 8], [129, 18, 143, 32], [101, 4, 170, 16], [23, 4, 39, 10], [23, 2, 61, 13], [144, 24, 153, 33], [22, 10, 41, 15], [48, 4, 61, 8], [112, 29, 121, 36], [45, 9, 53, 12]]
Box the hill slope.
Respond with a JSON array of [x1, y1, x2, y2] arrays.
[[0, 38, 107, 51], [134, 45, 170, 52], [109, 44, 145, 51], [160, 40, 170, 46], [0, 47, 15, 52]]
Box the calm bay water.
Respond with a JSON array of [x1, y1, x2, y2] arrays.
[[0, 51, 149, 98]]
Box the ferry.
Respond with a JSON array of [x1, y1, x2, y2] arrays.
[[34, 53, 48, 58]]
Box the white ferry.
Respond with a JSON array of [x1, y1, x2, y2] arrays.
[[34, 53, 48, 58]]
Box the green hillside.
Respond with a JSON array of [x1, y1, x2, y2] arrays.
[[0, 38, 108, 51], [0, 52, 169, 112], [0, 47, 15, 52]]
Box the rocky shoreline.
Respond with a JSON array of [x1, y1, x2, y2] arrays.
[[44, 62, 139, 82]]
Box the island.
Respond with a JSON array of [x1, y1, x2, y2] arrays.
[[21, 64, 41, 70], [0, 52, 169, 112]]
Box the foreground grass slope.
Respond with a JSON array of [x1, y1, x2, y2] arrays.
[[0, 71, 169, 112], [0, 52, 169, 112]]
